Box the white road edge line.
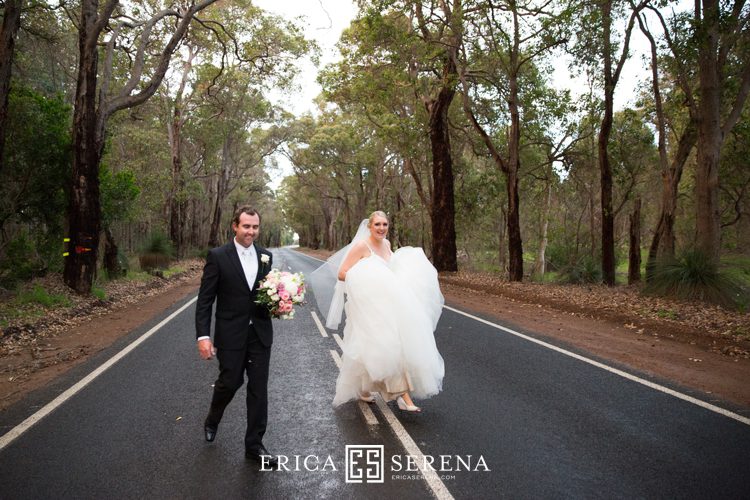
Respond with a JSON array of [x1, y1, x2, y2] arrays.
[[443, 305, 750, 427], [310, 311, 328, 338], [0, 296, 199, 452], [375, 396, 455, 500], [330, 350, 378, 426]]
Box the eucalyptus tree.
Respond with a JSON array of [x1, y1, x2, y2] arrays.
[[339, 0, 464, 271], [608, 107, 658, 282], [319, 10, 436, 247], [634, 5, 697, 267], [194, 67, 292, 247], [1, 1, 71, 172], [160, 0, 310, 256], [64, 0, 220, 293], [0, 0, 24, 174], [278, 174, 323, 248], [0, 86, 70, 253], [287, 109, 386, 247], [718, 111, 750, 250], [454, 0, 572, 281], [572, 0, 647, 285], [645, 1, 750, 265]]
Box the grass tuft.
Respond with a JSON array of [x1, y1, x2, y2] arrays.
[[644, 249, 748, 310]]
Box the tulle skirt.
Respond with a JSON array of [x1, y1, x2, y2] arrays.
[[332, 247, 445, 406]]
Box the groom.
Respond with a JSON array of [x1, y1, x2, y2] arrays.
[[195, 205, 278, 466]]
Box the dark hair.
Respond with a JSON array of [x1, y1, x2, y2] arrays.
[[232, 206, 261, 226]]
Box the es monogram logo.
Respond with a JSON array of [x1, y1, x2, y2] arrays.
[[345, 445, 384, 483]]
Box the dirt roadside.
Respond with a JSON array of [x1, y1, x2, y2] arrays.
[[1, 250, 748, 416], [0, 271, 202, 413]]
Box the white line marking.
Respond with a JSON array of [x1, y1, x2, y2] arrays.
[[375, 397, 454, 499], [330, 349, 342, 368], [332, 333, 344, 351], [358, 400, 379, 426], [310, 311, 328, 338], [0, 296, 200, 451], [443, 305, 750, 426]]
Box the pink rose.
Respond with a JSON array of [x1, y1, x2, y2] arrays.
[[279, 291, 290, 301]]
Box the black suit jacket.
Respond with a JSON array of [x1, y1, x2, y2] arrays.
[[195, 241, 274, 349]]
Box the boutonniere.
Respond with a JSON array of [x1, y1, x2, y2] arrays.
[[260, 254, 270, 266]]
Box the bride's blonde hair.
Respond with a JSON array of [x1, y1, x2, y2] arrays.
[[367, 210, 388, 227]]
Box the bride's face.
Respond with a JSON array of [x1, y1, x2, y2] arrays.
[[369, 216, 389, 241]]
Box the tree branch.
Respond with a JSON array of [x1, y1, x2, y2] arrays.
[[104, 0, 220, 118]]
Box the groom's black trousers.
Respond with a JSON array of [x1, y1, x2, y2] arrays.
[[206, 324, 270, 452]]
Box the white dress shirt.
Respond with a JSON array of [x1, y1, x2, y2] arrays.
[[234, 238, 258, 290]]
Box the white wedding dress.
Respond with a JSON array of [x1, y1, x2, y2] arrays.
[[332, 244, 445, 406]]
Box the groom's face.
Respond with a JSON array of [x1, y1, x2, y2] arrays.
[[233, 212, 260, 248]]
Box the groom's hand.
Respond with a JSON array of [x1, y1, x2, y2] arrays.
[[198, 339, 215, 360]]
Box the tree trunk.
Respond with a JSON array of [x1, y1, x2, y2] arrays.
[[208, 137, 231, 248], [64, 1, 103, 294], [506, 51, 523, 281], [168, 105, 184, 258], [64, 0, 218, 293], [103, 227, 122, 278], [208, 176, 224, 249], [498, 206, 507, 272], [599, 0, 616, 286], [589, 185, 596, 260], [0, 0, 23, 175], [647, 121, 696, 271], [208, 186, 223, 249], [628, 197, 641, 284], [533, 179, 552, 279], [427, 67, 458, 272], [694, 0, 722, 264]]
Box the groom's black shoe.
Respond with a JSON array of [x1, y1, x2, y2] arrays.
[[245, 445, 278, 468], [204, 424, 218, 442]]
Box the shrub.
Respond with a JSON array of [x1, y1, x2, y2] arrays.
[[141, 232, 174, 256], [644, 249, 748, 310], [189, 247, 210, 260], [557, 256, 602, 284], [545, 242, 576, 272], [0, 232, 45, 288], [138, 232, 173, 271]]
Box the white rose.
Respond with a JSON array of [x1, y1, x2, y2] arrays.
[[261, 254, 270, 264], [280, 276, 298, 296]]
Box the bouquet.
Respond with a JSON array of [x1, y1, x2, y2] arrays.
[[255, 269, 306, 319]]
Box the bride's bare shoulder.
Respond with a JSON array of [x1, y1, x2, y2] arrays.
[[348, 240, 369, 257]]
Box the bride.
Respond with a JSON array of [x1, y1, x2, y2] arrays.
[[314, 211, 444, 412]]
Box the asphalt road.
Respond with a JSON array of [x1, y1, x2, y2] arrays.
[[1, 247, 749, 499]]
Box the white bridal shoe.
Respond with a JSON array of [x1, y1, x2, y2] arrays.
[[359, 393, 375, 403], [396, 396, 421, 413]]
